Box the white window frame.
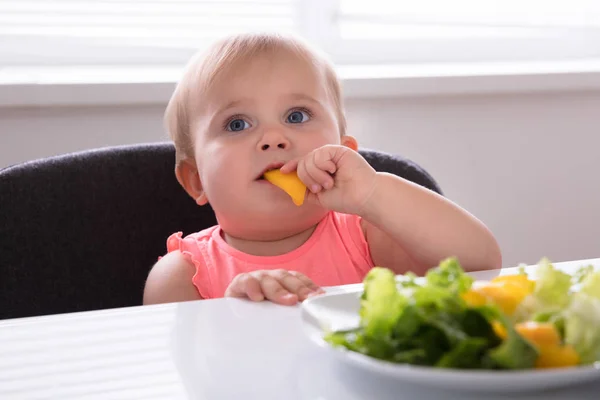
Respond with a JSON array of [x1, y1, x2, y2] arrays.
[[2, 0, 600, 67], [319, 0, 600, 64]]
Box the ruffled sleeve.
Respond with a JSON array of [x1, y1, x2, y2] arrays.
[[165, 232, 213, 299]]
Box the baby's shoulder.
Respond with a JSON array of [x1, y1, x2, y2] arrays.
[[144, 249, 202, 304]]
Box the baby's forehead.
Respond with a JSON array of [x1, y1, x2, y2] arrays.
[[193, 50, 330, 107]]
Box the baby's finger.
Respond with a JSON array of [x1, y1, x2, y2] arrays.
[[260, 275, 298, 305], [280, 159, 299, 174], [288, 271, 325, 295], [225, 274, 264, 302], [272, 270, 314, 301], [297, 159, 322, 194], [243, 275, 266, 302], [305, 152, 335, 191], [313, 148, 338, 175]]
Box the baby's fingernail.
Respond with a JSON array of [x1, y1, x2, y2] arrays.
[[282, 293, 297, 301], [311, 184, 321, 193], [251, 293, 265, 302], [323, 181, 333, 190]]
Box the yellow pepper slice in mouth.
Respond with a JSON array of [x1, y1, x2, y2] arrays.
[[263, 169, 307, 206]]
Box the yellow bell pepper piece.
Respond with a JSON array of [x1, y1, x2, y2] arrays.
[[471, 282, 524, 316], [466, 276, 534, 316], [493, 321, 578, 369], [263, 169, 306, 206], [515, 322, 561, 347], [491, 275, 536, 294], [492, 320, 507, 339], [493, 321, 560, 345], [535, 344, 580, 369], [461, 290, 487, 307]]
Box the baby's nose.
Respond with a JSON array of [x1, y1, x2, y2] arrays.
[[258, 131, 290, 151], [260, 142, 287, 151]]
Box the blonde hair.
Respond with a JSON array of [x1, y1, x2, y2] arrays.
[[164, 32, 347, 166]]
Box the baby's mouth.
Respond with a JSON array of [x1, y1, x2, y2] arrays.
[[256, 163, 285, 180]]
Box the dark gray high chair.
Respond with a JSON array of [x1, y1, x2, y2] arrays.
[[0, 143, 441, 320]]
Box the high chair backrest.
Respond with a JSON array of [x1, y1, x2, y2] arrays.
[[0, 143, 441, 320]]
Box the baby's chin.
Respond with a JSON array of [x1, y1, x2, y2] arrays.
[[217, 205, 327, 241]]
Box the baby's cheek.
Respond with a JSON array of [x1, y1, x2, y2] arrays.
[[205, 176, 240, 203], [313, 126, 341, 146]]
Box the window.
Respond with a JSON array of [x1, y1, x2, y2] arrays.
[[0, 0, 297, 66], [2, 0, 600, 67], [330, 0, 600, 64]]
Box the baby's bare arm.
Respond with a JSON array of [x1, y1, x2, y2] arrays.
[[361, 172, 502, 274], [143, 251, 202, 305]]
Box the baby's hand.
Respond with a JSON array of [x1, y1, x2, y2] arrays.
[[281, 145, 377, 215], [224, 270, 325, 305]]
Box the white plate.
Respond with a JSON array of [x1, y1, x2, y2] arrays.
[[301, 287, 600, 393]]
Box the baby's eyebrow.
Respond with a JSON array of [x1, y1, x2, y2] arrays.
[[214, 98, 252, 115], [287, 93, 322, 107], [211, 93, 323, 119]]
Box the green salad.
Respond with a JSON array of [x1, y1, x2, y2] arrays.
[[324, 258, 600, 370]]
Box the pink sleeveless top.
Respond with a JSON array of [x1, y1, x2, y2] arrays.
[[165, 212, 374, 299]]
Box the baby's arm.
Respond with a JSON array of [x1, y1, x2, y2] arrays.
[[143, 251, 202, 305], [361, 172, 502, 275]]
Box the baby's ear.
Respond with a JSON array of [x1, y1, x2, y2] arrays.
[[341, 135, 358, 151], [176, 161, 208, 206]]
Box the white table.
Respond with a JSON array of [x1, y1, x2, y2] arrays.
[[1, 258, 599, 400]]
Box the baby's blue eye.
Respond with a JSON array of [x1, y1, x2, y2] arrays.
[[286, 110, 310, 124], [227, 119, 250, 132]]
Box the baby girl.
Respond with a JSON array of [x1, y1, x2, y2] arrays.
[[143, 33, 501, 306]]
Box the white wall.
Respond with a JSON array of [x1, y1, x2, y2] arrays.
[[0, 105, 167, 163], [1, 91, 599, 268]]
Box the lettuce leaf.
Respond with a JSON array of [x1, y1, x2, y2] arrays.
[[563, 292, 600, 364], [435, 338, 489, 369], [426, 257, 474, 294], [359, 267, 406, 338], [580, 269, 600, 300], [410, 257, 473, 313], [532, 258, 572, 308]]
